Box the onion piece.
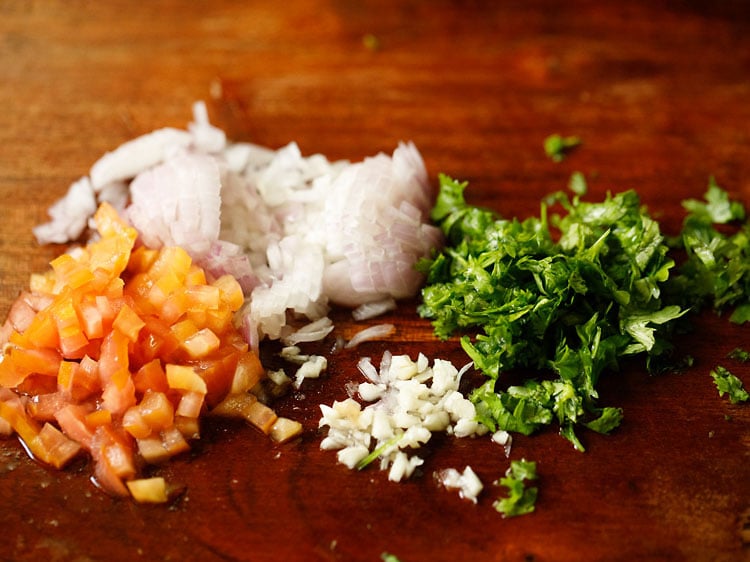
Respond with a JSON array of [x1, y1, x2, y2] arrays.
[[127, 150, 221, 259], [269, 417, 303, 443], [33, 177, 97, 245], [89, 128, 193, 190], [345, 323, 395, 349], [282, 317, 334, 346], [436, 466, 484, 503], [352, 298, 397, 321], [126, 477, 169, 504]]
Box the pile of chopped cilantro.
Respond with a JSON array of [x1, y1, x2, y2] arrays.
[[418, 173, 750, 450]]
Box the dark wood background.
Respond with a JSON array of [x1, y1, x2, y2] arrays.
[[1, 1, 749, 561]]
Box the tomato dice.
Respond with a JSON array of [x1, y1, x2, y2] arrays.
[[0, 202, 291, 501]]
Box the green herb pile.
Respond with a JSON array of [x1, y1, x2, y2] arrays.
[[418, 173, 750, 451]]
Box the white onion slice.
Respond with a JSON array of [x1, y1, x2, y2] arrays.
[[345, 324, 395, 349], [282, 317, 335, 346], [33, 177, 97, 245], [89, 128, 193, 190]]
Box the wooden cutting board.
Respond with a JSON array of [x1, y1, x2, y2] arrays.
[[1, 1, 749, 561]]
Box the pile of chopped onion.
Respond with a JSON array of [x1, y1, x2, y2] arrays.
[[34, 102, 443, 349], [319, 352, 488, 482]]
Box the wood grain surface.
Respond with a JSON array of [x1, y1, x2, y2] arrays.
[[1, 1, 750, 561]]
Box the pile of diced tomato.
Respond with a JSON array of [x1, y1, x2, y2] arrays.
[[0, 203, 300, 502]]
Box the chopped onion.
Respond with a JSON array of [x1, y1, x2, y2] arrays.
[[282, 317, 334, 346], [34, 102, 443, 349], [436, 466, 483, 503], [127, 150, 221, 259], [351, 298, 397, 321], [492, 430, 513, 458], [89, 128, 193, 190], [33, 177, 97, 244], [345, 323, 395, 349]]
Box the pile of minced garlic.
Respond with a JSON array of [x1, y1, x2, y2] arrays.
[[319, 352, 510, 499]]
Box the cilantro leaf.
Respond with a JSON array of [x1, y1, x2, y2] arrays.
[[568, 171, 587, 196], [711, 366, 749, 404], [544, 134, 582, 162], [728, 348, 750, 362], [494, 459, 538, 517], [667, 178, 750, 320], [584, 406, 624, 434], [681, 177, 745, 224]]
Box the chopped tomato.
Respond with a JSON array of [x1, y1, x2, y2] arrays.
[[90, 425, 135, 497], [0, 346, 62, 387], [166, 364, 207, 394], [0, 202, 296, 501], [112, 303, 145, 343], [58, 356, 100, 401], [27, 391, 71, 421], [54, 403, 95, 450], [137, 390, 174, 431], [132, 359, 169, 395], [126, 477, 168, 504], [5, 294, 38, 333], [175, 390, 204, 419], [37, 423, 82, 469]]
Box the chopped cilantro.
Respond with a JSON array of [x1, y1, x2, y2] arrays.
[[681, 177, 745, 224], [356, 433, 403, 470], [667, 177, 750, 321], [728, 348, 750, 362], [568, 171, 587, 195], [494, 459, 538, 517], [711, 366, 749, 404], [544, 134, 581, 162], [419, 174, 684, 449], [420, 172, 750, 449]]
